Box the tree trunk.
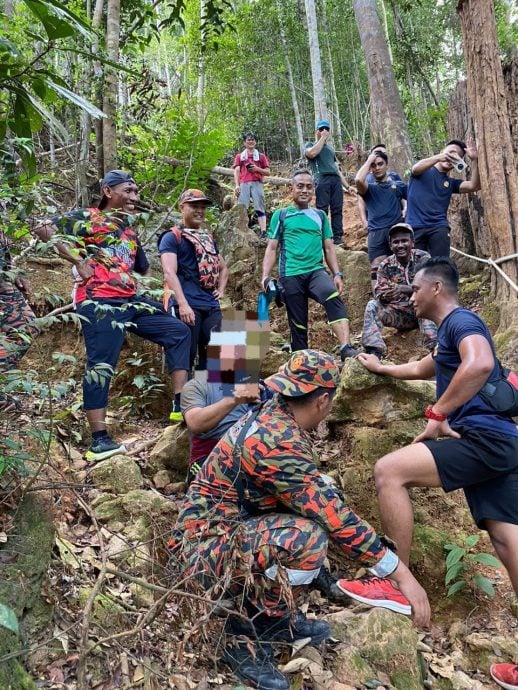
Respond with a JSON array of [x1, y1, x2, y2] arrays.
[[304, 0, 328, 127], [352, 0, 413, 177], [102, 0, 120, 172], [320, 0, 342, 146], [197, 0, 206, 128], [276, 0, 305, 157], [92, 0, 105, 180], [458, 0, 518, 330]]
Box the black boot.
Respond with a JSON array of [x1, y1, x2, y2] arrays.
[[313, 565, 351, 602], [255, 609, 331, 645], [223, 618, 289, 690]]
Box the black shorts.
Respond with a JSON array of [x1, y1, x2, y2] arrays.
[[368, 228, 391, 262], [422, 426, 518, 528]]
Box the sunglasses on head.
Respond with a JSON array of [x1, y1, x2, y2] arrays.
[[318, 127, 330, 132]]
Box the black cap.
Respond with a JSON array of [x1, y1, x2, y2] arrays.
[[99, 170, 135, 210]]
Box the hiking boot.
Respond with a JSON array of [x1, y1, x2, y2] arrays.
[[256, 610, 331, 645], [222, 640, 289, 690], [365, 347, 383, 360], [340, 344, 359, 361], [490, 663, 518, 690], [85, 436, 126, 462], [336, 577, 411, 615], [313, 565, 349, 602]]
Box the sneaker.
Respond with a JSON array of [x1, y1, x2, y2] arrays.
[[340, 344, 359, 361], [313, 565, 350, 602], [490, 663, 518, 690], [336, 577, 411, 616], [256, 610, 331, 645], [169, 409, 184, 423], [85, 436, 126, 461]]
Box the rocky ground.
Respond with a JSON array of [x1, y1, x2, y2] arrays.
[[0, 187, 517, 689]]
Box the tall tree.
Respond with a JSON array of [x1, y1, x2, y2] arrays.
[[102, 0, 120, 172], [304, 0, 328, 127], [458, 0, 518, 330], [352, 0, 413, 176]]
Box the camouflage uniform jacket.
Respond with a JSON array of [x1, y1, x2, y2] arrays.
[[176, 396, 388, 568], [375, 249, 430, 305]]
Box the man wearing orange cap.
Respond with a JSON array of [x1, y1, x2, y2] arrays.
[[173, 349, 430, 690], [158, 189, 228, 419]]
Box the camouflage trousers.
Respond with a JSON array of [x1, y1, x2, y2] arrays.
[[182, 513, 327, 617], [0, 282, 39, 372], [362, 298, 437, 354]]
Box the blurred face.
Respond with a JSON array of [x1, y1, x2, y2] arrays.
[[439, 143, 465, 171], [291, 174, 314, 208], [180, 201, 208, 229], [410, 270, 436, 319], [370, 156, 388, 180], [104, 181, 139, 213], [389, 231, 413, 263]]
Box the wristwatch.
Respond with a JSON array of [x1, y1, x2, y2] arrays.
[[424, 404, 447, 422], [334, 271, 344, 278]]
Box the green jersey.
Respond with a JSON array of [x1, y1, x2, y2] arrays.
[[268, 206, 332, 277]]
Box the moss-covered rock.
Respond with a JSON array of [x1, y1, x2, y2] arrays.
[[78, 587, 127, 631], [336, 250, 371, 331], [148, 424, 190, 477], [0, 495, 55, 690], [411, 524, 449, 582], [90, 455, 143, 494], [328, 608, 423, 689]]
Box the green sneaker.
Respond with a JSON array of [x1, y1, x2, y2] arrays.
[[169, 409, 184, 423], [86, 436, 126, 461]]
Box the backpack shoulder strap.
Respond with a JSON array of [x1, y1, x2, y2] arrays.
[[171, 226, 183, 243], [230, 405, 262, 510]]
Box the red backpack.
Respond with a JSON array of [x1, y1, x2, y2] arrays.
[[170, 226, 221, 291]]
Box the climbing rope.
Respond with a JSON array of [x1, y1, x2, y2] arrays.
[[450, 247, 518, 293]]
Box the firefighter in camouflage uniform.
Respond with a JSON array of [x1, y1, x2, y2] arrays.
[[174, 349, 431, 690]]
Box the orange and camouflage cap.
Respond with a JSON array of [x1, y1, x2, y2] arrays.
[[265, 349, 340, 397], [179, 189, 210, 205]]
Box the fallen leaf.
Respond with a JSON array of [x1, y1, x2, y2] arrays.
[[279, 657, 311, 674]]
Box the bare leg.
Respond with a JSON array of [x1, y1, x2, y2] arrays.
[[172, 368, 188, 395], [486, 519, 518, 597], [258, 215, 267, 233], [86, 408, 107, 433], [330, 319, 351, 347], [374, 443, 442, 565]]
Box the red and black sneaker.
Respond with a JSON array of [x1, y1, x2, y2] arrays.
[[490, 663, 518, 690], [336, 577, 412, 616]]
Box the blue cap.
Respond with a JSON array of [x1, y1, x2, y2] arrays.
[[316, 120, 330, 130]]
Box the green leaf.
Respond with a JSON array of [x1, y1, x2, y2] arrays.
[[447, 580, 467, 597], [0, 603, 19, 635], [46, 81, 105, 120], [445, 562, 465, 585], [469, 553, 502, 568], [445, 546, 465, 569], [464, 534, 479, 549], [473, 575, 496, 597], [443, 543, 457, 552], [22, 0, 92, 40]]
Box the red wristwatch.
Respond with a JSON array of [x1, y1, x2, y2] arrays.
[[424, 404, 447, 422]]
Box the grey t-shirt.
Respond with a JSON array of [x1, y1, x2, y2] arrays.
[[305, 142, 339, 178], [180, 379, 251, 440]]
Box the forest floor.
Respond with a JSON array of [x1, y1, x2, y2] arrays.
[[1, 186, 517, 689]]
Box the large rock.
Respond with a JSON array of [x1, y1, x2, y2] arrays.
[[149, 424, 190, 477], [328, 608, 423, 690], [90, 455, 143, 494], [92, 489, 177, 527], [331, 358, 435, 425], [335, 249, 371, 331], [212, 204, 259, 263]]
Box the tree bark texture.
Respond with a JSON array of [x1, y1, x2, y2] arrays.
[[352, 0, 413, 178], [304, 0, 328, 127], [102, 0, 121, 173], [458, 0, 518, 329]]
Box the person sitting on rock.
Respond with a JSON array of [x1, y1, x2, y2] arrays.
[[261, 169, 358, 360], [355, 149, 408, 289], [361, 223, 437, 359], [158, 189, 229, 398], [172, 349, 430, 690], [35, 170, 191, 458], [358, 257, 518, 601]]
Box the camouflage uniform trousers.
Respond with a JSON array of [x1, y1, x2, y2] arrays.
[[362, 298, 437, 354], [0, 281, 39, 372], [182, 513, 327, 618]]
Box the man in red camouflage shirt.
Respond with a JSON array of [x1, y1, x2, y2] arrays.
[[174, 349, 430, 690]]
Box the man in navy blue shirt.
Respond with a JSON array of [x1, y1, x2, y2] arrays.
[[358, 257, 518, 598], [158, 189, 229, 419], [355, 150, 407, 288], [406, 139, 480, 257]]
